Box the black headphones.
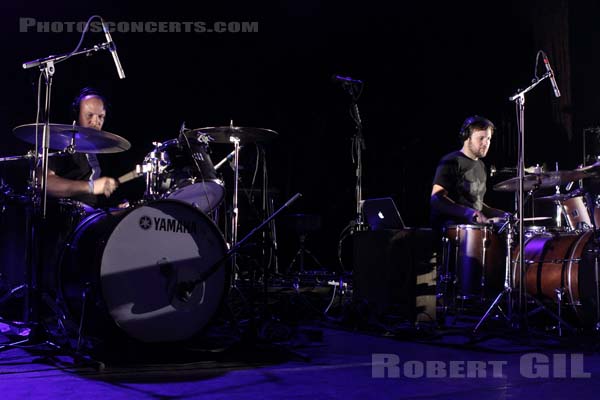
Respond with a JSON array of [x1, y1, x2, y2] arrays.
[[71, 87, 107, 121], [459, 115, 494, 141]]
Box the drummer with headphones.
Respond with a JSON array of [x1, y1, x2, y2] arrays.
[[430, 115, 507, 230], [46, 87, 120, 207]]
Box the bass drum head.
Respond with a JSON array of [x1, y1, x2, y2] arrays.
[[60, 200, 228, 343]]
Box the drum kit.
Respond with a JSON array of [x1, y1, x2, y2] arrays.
[[440, 162, 600, 333], [0, 120, 283, 348]]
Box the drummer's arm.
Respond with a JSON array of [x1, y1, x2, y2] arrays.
[[431, 184, 484, 223], [47, 170, 118, 198], [481, 203, 507, 219]]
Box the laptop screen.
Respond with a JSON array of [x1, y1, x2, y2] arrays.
[[362, 197, 406, 230]]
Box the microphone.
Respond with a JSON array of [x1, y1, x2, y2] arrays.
[[542, 53, 560, 98], [101, 21, 126, 79], [331, 74, 363, 85], [214, 147, 242, 170]]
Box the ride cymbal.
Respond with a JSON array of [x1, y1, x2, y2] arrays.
[[493, 170, 595, 192]]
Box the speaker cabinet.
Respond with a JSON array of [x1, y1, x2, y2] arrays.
[[353, 228, 436, 322]]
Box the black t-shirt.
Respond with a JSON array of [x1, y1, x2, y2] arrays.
[[431, 150, 487, 227], [48, 153, 98, 206]]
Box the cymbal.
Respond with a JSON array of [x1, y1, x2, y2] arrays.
[[493, 170, 595, 192], [535, 189, 585, 202], [190, 126, 278, 144], [575, 160, 600, 175], [13, 123, 131, 154]]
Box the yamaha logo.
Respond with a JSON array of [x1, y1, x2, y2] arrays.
[[139, 216, 152, 230], [138, 215, 197, 234]]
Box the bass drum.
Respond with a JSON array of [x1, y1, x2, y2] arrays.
[[513, 230, 598, 325], [58, 199, 228, 343]]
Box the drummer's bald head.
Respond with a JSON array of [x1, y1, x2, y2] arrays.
[[73, 87, 108, 130], [72, 87, 108, 122]]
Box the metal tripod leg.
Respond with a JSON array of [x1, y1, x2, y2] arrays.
[[473, 218, 514, 333], [473, 286, 512, 333], [524, 292, 575, 335]]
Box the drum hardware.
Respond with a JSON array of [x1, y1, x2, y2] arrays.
[[170, 193, 302, 351], [473, 216, 576, 335], [555, 288, 566, 337], [284, 214, 323, 274], [192, 123, 280, 279], [473, 216, 514, 333]]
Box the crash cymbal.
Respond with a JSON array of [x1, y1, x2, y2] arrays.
[[190, 126, 278, 144], [493, 170, 593, 192], [13, 123, 131, 154]]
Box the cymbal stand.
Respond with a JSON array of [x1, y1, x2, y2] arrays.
[[259, 145, 279, 275], [230, 131, 242, 280]]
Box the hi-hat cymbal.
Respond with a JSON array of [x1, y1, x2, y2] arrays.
[[535, 189, 585, 202], [13, 123, 131, 154], [190, 126, 278, 144], [493, 170, 596, 192]]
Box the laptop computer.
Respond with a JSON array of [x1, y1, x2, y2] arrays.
[[361, 197, 406, 230]]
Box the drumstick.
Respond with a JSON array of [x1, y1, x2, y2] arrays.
[[117, 169, 143, 184]]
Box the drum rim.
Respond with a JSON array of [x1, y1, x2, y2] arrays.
[[444, 224, 491, 231]]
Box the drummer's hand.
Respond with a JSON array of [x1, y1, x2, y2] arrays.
[[472, 210, 489, 224], [93, 177, 119, 197]]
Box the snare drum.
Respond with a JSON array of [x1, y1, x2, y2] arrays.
[[146, 138, 225, 213], [57, 199, 228, 343], [442, 224, 506, 300]]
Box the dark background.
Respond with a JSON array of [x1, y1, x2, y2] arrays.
[[0, 0, 598, 270]]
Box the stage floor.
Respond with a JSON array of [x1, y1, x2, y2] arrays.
[[2, 310, 600, 400]]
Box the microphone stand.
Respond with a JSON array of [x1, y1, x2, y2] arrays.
[[509, 72, 551, 322], [1, 45, 113, 358], [472, 72, 552, 334], [341, 82, 367, 232]]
